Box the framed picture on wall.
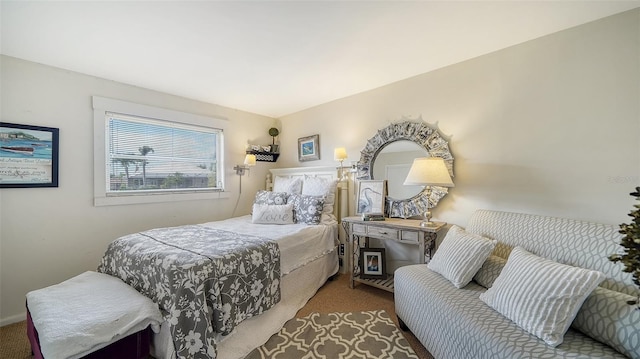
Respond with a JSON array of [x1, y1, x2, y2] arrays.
[[360, 248, 386, 279], [356, 180, 386, 215], [298, 134, 320, 162], [0, 122, 59, 188]]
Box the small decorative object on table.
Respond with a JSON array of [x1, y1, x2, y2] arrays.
[[362, 213, 385, 221], [609, 186, 640, 309], [360, 248, 386, 279], [356, 180, 386, 215]]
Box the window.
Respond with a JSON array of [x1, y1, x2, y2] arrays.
[[107, 113, 222, 193], [93, 97, 228, 206]]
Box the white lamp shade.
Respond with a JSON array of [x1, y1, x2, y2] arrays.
[[403, 157, 454, 187], [244, 154, 256, 166], [334, 147, 348, 161]]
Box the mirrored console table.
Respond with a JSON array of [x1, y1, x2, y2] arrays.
[[341, 217, 446, 292]]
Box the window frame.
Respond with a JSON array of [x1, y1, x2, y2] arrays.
[[93, 96, 229, 206]]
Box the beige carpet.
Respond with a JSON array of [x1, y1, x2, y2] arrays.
[[0, 320, 31, 359], [0, 273, 433, 359]]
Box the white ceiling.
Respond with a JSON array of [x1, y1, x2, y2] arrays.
[[2, 1, 639, 118]]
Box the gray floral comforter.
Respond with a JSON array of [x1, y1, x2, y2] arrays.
[[97, 224, 281, 359]]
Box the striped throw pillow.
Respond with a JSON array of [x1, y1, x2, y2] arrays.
[[479, 246, 606, 347], [427, 225, 497, 288]]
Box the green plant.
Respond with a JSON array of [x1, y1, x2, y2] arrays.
[[609, 186, 640, 308], [269, 128, 279, 144]]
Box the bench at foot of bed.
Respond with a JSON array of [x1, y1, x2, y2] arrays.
[[26, 271, 163, 359]]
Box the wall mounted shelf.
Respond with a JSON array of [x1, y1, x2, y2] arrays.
[[246, 150, 280, 162]]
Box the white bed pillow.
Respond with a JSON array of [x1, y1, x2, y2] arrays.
[[273, 176, 303, 195], [251, 203, 294, 224], [479, 246, 606, 347], [301, 175, 338, 224], [427, 225, 496, 288]]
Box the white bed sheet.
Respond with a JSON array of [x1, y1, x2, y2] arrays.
[[202, 215, 337, 275], [151, 216, 338, 359]]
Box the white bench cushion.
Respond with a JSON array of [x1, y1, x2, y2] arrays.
[[26, 271, 163, 359]]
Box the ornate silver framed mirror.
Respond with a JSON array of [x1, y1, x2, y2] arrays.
[[356, 118, 454, 218]]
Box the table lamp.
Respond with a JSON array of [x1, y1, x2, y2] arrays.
[[403, 157, 454, 227]]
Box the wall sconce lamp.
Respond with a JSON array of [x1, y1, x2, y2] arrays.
[[234, 154, 256, 176], [234, 154, 256, 192], [403, 157, 454, 227], [334, 147, 348, 180]]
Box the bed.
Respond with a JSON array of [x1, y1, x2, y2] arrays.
[[97, 166, 348, 359]]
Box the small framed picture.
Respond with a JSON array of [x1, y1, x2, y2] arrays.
[[360, 248, 386, 279], [298, 134, 320, 162], [356, 180, 386, 215], [0, 122, 59, 188]]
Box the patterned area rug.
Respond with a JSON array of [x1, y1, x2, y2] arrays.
[[246, 310, 418, 359]]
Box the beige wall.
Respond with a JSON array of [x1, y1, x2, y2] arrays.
[[0, 56, 277, 324], [279, 9, 640, 230], [2, 9, 639, 325]]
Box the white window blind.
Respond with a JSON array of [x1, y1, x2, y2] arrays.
[[106, 112, 222, 194]]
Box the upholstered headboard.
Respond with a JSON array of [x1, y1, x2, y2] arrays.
[[466, 209, 637, 296], [266, 166, 349, 222]]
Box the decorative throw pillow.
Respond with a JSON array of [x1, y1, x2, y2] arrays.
[[251, 204, 294, 225], [473, 255, 507, 289], [427, 225, 497, 288], [302, 175, 338, 224], [288, 194, 324, 225], [479, 246, 606, 347], [571, 286, 640, 359], [254, 190, 288, 206], [273, 176, 303, 195]]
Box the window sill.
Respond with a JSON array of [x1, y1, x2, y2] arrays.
[[94, 190, 232, 207]]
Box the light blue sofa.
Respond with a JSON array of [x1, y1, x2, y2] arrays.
[[395, 210, 639, 359]]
